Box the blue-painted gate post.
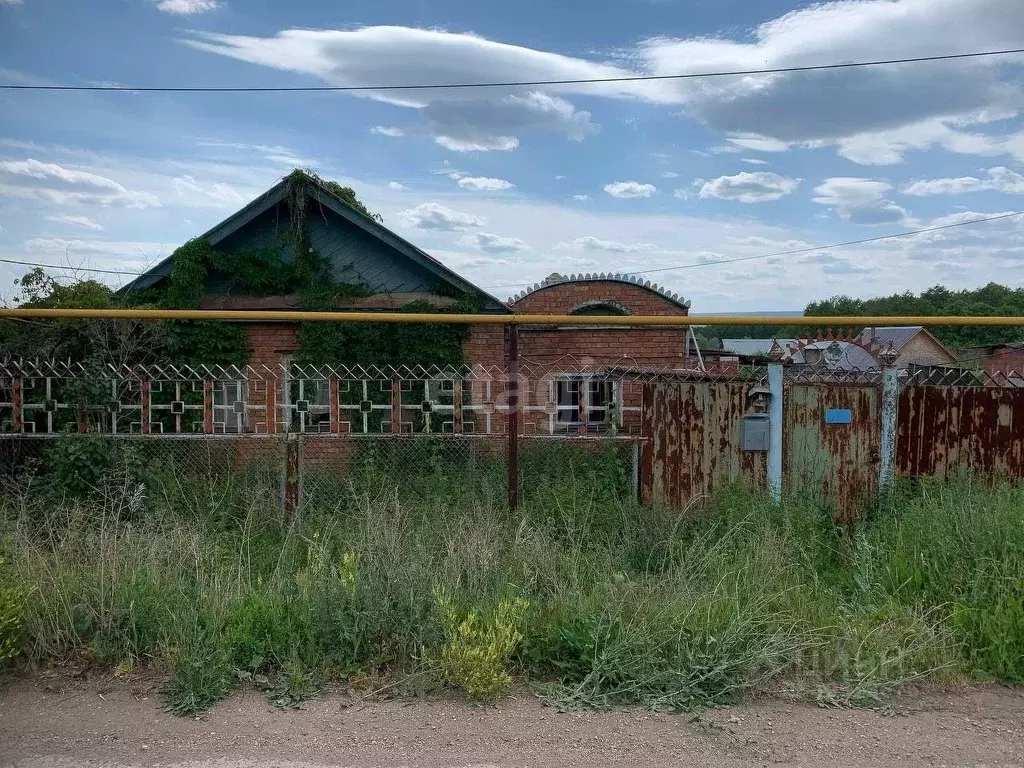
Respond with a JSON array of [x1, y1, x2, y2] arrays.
[[768, 364, 784, 502], [878, 366, 900, 506]]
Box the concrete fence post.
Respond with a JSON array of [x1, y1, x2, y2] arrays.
[[284, 432, 300, 521], [768, 364, 784, 502], [505, 324, 519, 511], [878, 366, 900, 505]]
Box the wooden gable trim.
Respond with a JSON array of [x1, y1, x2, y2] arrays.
[[121, 178, 512, 313]]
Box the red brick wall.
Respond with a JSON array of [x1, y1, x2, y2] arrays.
[[460, 280, 691, 434], [246, 323, 300, 369], [244, 324, 300, 433], [240, 280, 692, 436], [510, 279, 688, 316], [983, 347, 1024, 377]]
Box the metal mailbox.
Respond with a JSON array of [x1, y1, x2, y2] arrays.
[[741, 412, 770, 452]]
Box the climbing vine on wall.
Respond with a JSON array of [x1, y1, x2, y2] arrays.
[[153, 169, 477, 368]]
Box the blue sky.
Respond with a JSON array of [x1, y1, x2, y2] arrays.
[[1, 0, 1023, 311]]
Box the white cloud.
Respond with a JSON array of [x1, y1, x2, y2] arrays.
[[637, 0, 1024, 161], [387, 181, 407, 191], [699, 172, 800, 203], [741, 158, 770, 166], [1, 0, 25, 5], [812, 177, 911, 225], [371, 126, 405, 138], [458, 232, 529, 253], [172, 174, 245, 206], [186, 27, 615, 152], [195, 141, 317, 168], [835, 122, 1024, 166], [902, 166, 1024, 196], [572, 194, 591, 201], [23, 237, 176, 266], [425, 92, 595, 152], [44, 214, 104, 231], [0, 159, 160, 208], [799, 252, 871, 275], [900, 209, 1024, 263], [398, 202, 485, 231], [661, 171, 681, 178], [155, 0, 219, 14], [184, 8, 1024, 162], [435, 135, 520, 153], [724, 134, 791, 153], [555, 236, 657, 254], [604, 181, 656, 199], [452, 175, 514, 192]]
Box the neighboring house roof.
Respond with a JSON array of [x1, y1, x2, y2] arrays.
[[120, 176, 511, 313], [722, 338, 881, 369], [796, 340, 880, 370], [508, 272, 691, 313], [854, 326, 922, 351], [721, 339, 797, 358]]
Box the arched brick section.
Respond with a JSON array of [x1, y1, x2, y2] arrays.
[[458, 276, 694, 375], [569, 299, 630, 316], [509, 276, 689, 317]]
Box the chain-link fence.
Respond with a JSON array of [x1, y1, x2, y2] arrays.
[[2, 358, 1021, 519], [0, 359, 656, 516]]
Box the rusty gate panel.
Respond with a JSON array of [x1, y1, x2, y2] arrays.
[[784, 384, 879, 523], [898, 386, 1024, 479], [641, 381, 766, 508]]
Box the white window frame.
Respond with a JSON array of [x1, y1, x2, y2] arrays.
[[553, 377, 619, 434]]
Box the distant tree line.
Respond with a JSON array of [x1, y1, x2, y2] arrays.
[[697, 283, 1024, 351]]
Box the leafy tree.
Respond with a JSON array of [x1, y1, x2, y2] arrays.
[[807, 283, 1024, 348]]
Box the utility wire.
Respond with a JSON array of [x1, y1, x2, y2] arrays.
[[5, 212, 1022, 287], [3, 48, 1024, 92], [485, 211, 1024, 292], [0, 257, 142, 276]]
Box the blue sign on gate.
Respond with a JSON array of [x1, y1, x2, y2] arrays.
[[825, 408, 853, 425]]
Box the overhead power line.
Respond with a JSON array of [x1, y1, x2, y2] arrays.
[[3, 48, 1023, 93], [485, 211, 1024, 292], [5, 212, 1022, 288], [0, 257, 142, 276]]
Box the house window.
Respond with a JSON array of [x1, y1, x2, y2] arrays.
[[284, 358, 331, 433], [213, 380, 246, 433], [555, 378, 616, 432]]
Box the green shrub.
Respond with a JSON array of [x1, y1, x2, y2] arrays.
[[431, 590, 528, 699], [223, 593, 299, 673], [161, 629, 234, 716], [0, 553, 27, 664], [47, 432, 111, 499]]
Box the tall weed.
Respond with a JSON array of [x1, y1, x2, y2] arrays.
[[2, 455, 1021, 715]]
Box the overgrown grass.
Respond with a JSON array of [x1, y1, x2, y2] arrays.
[[1, 440, 1021, 716]]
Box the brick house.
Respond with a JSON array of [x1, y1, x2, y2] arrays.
[[959, 342, 1024, 385], [123, 177, 695, 435], [852, 327, 957, 368]]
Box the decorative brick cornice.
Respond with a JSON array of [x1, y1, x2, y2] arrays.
[[509, 273, 690, 311]]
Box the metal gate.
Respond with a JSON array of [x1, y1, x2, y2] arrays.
[[641, 380, 767, 507], [784, 383, 880, 522]]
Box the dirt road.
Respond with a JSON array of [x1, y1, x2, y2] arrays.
[[1, 677, 1022, 767]]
